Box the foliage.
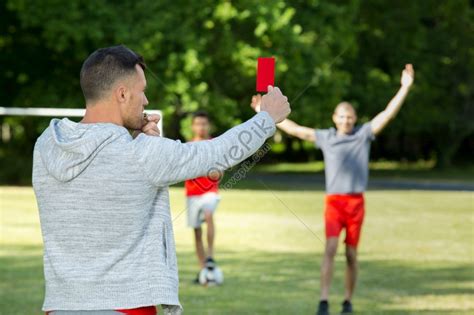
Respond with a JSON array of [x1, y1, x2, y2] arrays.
[[0, 0, 472, 183]]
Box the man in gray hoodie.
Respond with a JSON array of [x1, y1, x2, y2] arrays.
[[32, 45, 290, 315]]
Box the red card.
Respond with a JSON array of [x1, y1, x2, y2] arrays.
[[256, 57, 275, 92]]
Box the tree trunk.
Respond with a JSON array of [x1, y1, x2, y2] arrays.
[[434, 130, 471, 169]]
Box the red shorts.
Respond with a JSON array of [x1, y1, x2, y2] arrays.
[[46, 306, 156, 315], [325, 193, 365, 247]]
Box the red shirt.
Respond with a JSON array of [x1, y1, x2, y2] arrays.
[[184, 137, 219, 196], [185, 176, 219, 196]]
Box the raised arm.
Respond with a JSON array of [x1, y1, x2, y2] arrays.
[[136, 86, 290, 187], [251, 94, 316, 143], [371, 64, 415, 135], [276, 119, 316, 142]]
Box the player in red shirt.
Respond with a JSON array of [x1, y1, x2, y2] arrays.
[[184, 111, 222, 281]]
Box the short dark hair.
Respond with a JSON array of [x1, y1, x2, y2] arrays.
[[80, 45, 146, 102], [192, 110, 210, 121]]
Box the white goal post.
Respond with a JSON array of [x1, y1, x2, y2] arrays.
[[0, 107, 163, 135]]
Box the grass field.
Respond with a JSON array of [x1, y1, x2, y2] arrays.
[[1, 186, 473, 314], [254, 160, 474, 183]]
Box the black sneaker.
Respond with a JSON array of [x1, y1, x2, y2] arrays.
[[193, 271, 200, 284], [316, 300, 329, 315], [205, 257, 216, 270], [341, 300, 353, 314]]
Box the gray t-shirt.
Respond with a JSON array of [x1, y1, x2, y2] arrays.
[[315, 123, 375, 194]]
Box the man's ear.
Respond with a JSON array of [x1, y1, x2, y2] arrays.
[[114, 85, 128, 104]]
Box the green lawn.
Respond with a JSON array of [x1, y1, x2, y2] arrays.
[[1, 186, 473, 314], [254, 161, 474, 183]]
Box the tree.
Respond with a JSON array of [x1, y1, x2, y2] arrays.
[[0, 0, 472, 184], [345, 0, 473, 167]]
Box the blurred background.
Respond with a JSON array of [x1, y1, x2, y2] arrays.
[[1, 0, 473, 184], [1, 1, 473, 314]]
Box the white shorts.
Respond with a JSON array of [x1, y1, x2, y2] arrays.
[[186, 192, 220, 228]]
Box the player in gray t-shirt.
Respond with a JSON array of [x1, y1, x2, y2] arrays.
[[251, 64, 414, 315]]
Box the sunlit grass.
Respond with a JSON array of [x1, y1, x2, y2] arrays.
[[1, 186, 473, 314], [253, 160, 474, 183]]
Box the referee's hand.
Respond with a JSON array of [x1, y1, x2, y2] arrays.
[[132, 114, 161, 138], [260, 86, 291, 124]]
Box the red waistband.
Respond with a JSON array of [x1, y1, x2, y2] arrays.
[[116, 306, 157, 315], [326, 193, 364, 201], [326, 193, 364, 198], [46, 306, 157, 315]]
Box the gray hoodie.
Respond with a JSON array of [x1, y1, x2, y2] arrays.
[[32, 112, 275, 311]]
